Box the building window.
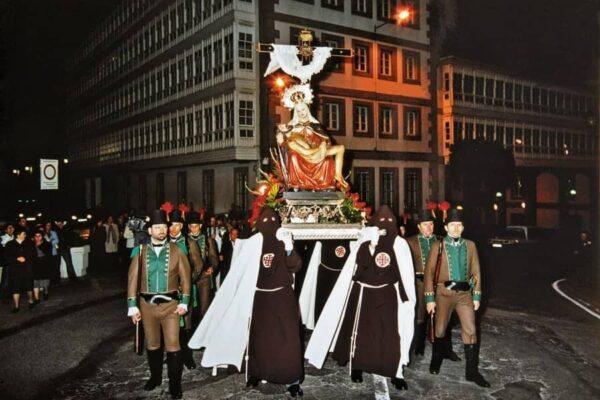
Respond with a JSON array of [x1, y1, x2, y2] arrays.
[[353, 167, 375, 206], [378, 45, 396, 80], [177, 171, 187, 203], [380, 168, 398, 213], [203, 108, 213, 143], [156, 172, 165, 208], [203, 44, 212, 80], [353, 40, 371, 76], [225, 100, 234, 139], [322, 33, 345, 72], [404, 168, 422, 212], [214, 104, 224, 141], [403, 106, 421, 140], [402, 50, 420, 83], [239, 100, 254, 138], [322, 97, 345, 135], [377, 0, 394, 20], [224, 33, 234, 72], [139, 174, 147, 211], [202, 169, 215, 212], [234, 167, 249, 211], [352, 0, 372, 17], [213, 39, 223, 77], [322, 0, 344, 11], [379, 104, 397, 138], [238, 32, 253, 70], [353, 101, 373, 137]]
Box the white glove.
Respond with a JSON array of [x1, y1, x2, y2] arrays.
[[360, 226, 380, 247], [127, 306, 140, 317], [177, 303, 188, 313], [276, 228, 294, 252]]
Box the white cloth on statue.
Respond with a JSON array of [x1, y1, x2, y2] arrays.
[[264, 44, 333, 83], [304, 229, 416, 378], [299, 241, 322, 330], [188, 232, 263, 371]]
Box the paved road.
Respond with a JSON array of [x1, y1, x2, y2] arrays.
[[0, 244, 598, 400]]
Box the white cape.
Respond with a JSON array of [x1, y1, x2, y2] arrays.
[[188, 233, 263, 370], [299, 241, 322, 330], [305, 234, 416, 378]]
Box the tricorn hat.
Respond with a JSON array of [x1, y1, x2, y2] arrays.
[[149, 210, 168, 226], [445, 209, 463, 224]]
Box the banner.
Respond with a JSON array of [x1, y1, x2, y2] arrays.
[[40, 159, 59, 190]]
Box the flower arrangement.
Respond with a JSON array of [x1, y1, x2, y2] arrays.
[[247, 170, 370, 227]]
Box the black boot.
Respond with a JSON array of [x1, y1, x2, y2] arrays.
[[443, 334, 461, 362], [351, 369, 363, 383], [464, 344, 490, 388], [246, 376, 260, 388], [429, 339, 444, 374], [287, 383, 303, 397], [144, 348, 164, 391], [414, 323, 426, 356], [180, 329, 197, 370], [167, 351, 184, 399], [391, 377, 408, 390]]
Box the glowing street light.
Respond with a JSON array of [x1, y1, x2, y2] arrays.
[[495, 191, 503, 198], [274, 77, 286, 89], [397, 8, 411, 23], [12, 169, 20, 175], [493, 204, 499, 211], [63, 158, 69, 164], [569, 189, 577, 196], [521, 202, 526, 209], [456, 205, 464, 210]]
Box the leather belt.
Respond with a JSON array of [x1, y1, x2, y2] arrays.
[[140, 292, 179, 304], [444, 281, 470, 291], [320, 262, 342, 272]]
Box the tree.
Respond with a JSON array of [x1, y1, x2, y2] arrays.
[[448, 139, 516, 231]]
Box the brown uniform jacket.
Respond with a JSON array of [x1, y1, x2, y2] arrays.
[[405, 235, 436, 274], [423, 239, 481, 301], [127, 242, 191, 298], [186, 236, 203, 281]]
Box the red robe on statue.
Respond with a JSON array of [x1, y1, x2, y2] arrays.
[[285, 126, 336, 190]]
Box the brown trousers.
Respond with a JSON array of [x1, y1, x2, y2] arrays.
[[140, 298, 181, 352], [197, 276, 212, 319], [415, 278, 426, 324], [434, 285, 477, 344]]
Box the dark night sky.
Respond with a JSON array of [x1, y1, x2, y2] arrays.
[[2, 0, 598, 165]]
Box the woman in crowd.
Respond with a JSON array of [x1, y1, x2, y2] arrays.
[[104, 215, 120, 270], [43, 222, 60, 283], [4, 226, 36, 312], [33, 230, 53, 302]]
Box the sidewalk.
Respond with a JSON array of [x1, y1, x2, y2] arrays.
[[0, 271, 126, 336]]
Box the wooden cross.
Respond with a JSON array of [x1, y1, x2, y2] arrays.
[[256, 28, 354, 60]]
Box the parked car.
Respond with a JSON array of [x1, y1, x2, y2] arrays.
[[488, 226, 554, 249]]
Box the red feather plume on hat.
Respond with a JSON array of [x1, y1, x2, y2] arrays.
[[178, 203, 190, 219], [426, 201, 438, 219], [438, 201, 451, 221], [160, 201, 174, 222]]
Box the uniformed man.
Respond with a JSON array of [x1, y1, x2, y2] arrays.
[[168, 209, 202, 370], [406, 210, 460, 360], [186, 211, 219, 319], [423, 209, 490, 387], [127, 209, 191, 399]]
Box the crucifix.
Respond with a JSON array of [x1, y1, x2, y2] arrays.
[[256, 28, 353, 78]]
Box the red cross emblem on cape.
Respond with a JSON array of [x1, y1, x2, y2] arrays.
[[375, 252, 391, 268], [334, 246, 346, 258], [262, 253, 275, 268]]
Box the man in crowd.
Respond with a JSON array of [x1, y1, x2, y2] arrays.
[[127, 209, 191, 399], [168, 208, 202, 370], [54, 217, 78, 281], [217, 227, 238, 284], [424, 209, 490, 387]]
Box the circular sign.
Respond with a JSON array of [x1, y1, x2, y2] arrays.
[[334, 246, 347, 258], [43, 164, 57, 180], [375, 252, 391, 268]]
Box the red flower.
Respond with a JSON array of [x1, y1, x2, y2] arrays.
[[439, 201, 451, 211], [426, 201, 438, 210], [160, 201, 174, 214]]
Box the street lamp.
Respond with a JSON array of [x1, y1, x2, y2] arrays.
[[12, 169, 20, 175], [495, 191, 503, 198], [521, 201, 526, 209], [375, 7, 413, 30], [63, 158, 69, 164]]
